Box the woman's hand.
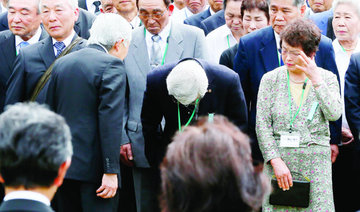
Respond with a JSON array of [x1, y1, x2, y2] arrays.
[[270, 157, 293, 191], [295, 51, 323, 86]]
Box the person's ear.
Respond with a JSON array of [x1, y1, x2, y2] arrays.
[[53, 158, 71, 187], [168, 4, 174, 16], [0, 174, 4, 184], [299, 4, 306, 17]]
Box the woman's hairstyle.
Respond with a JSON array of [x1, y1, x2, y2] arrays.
[[160, 115, 270, 212], [280, 18, 321, 57], [241, 0, 269, 21]]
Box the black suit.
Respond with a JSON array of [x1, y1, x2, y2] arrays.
[[0, 199, 54, 212], [46, 44, 126, 211], [142, 58, 248, 168], [199, 10, 225, 35], [219, 43, 238, 70], [5, 34, 86, 105], [184, 8, 211, 29], [0, 28, 48, 112], [0, 9, 94, 39]]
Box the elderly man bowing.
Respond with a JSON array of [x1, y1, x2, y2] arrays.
[[45, 14, 132, 212], [141, 58, 248, 210]]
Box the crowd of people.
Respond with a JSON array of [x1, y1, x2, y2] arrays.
[[0, 0, 359, 211]]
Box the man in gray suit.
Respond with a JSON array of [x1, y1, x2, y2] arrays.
[[0, 0, 48, 112], [5, 0, 86, 106], [121, 0, 207, 211]]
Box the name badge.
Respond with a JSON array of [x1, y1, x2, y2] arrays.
[[280, 132, 300, 148]]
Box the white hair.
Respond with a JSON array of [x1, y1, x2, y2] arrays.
[[333, 0, 360, 18], [88, 13, 132, 50], [166, 60, 208, 106]]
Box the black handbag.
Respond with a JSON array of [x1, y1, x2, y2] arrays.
[[269, 172, 310, 208]]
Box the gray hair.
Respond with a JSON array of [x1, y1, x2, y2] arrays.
[[267, 0, 304, 8], [333, 0, 360, 18], [0, 102, 72, 158], [88, 13, 132, 51], [39, 0, 78, 11], [166, 60, 208, 106]]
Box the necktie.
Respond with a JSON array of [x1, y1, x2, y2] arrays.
[[150, 35, 162, 69], [278, 48, 284, 66], [19, 41, 30, 49], [54, 41, 66, 57], [93, 1, 101, 13]]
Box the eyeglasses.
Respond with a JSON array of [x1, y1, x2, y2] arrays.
[[280, 47, 301, 58], [138, 10, 166, 20]]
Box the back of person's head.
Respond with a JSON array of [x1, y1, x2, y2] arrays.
[[160, 115, 270, 212], [0, 103, 72, 189], [166, 59, 208, 106], [88, 13, 132, 51]]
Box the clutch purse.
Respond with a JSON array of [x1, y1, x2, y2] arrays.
[[269, 172, 310, 208]]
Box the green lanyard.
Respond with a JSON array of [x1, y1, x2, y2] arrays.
[[227, 35, 231, 49], [287, 70, 308, 132], [178, 99, 199, 132], [144, 28, 169, 65]]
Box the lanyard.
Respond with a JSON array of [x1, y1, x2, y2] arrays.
[[177, 99, 199, 132], [227, 35, 231, 49], [287, 70, 308, 132], [144, 28, 170, 65]]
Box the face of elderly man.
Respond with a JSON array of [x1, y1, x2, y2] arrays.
[[40, 0, 79, 41], [138, 0, 172, 35], [208, 0, 223, 13], [113, 0, 136, 14], [101, 0, 117, 13], [186, 0, 206, 14], [308, 0, 333, 13], [225, 0, 243, 38], [269, 0, 305, 34], [7, 0, 41, 41]]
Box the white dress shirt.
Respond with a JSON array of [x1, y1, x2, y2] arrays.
[[145, 21, 172, 62], [130, 16, 141, 30], [15, 27, 42, 55], [333, 38, 360, 128], [52, 30, 76, 56], [205, 24, 237, 63], [4, 190, 51, 206], [86, 0, 101, 14]]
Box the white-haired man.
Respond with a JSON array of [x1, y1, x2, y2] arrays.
[[45, 13, 132, 212], [5, 0, 87, 106], [140, 58, 248, 210]]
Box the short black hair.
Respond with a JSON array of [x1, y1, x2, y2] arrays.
[[136, 0, 171, 8], [0, 121, 71, 189], [241, 0, 269, 20]]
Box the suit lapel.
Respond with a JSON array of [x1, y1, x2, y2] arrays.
[[259, 27, 279, 73], [166, 24, 183, 63], [131, 26, 150, 78], [38, 36, 56, 69]]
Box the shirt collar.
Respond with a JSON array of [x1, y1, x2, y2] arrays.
[[209, 7, 215, 16], [130, 16, 141, 29], [52, 30, 76, 47], [274, 31, 281, 50], [15, 27, 42, 47], [4, 191, 50, 206], [333, 38, 360, 54]]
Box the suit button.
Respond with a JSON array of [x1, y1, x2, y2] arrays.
[[187, 112, 190, 114]]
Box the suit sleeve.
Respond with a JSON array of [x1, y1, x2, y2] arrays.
[[233, 38, 251, 107], [199, 21, 209, 36], [121, 75, 131, 145], [5, 50, 26, 105], [141, 72, 164, 167], [44, 61, 59, 111], [345, 55, 360, 143], [317, 36, 341, 144], [226, 73, 248, 133], [98, 59, 126, 174]]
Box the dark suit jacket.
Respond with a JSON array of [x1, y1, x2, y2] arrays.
[[233, 26, 341, 161], [78, 0, 88, 10], [0, 199, 54, 212], [345, 53, 360, 145], [45, 44, 126, 184], [141, 58, 248, 167], [184, 8, 211, 29], [0, 9, 94, 39], [0, 28, 48, 112], [326, 16, 336, 41], [199, 10, 225, 35], [0, 12, 7, 32], [5, 34, 86, 105], [219, 43, 238, 70]]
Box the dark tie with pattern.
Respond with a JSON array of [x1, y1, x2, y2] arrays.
[[93, 1, 101, 13], [54, 41, 66, 57]]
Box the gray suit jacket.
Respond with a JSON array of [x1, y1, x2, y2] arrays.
[[123, 23, 207, 167]]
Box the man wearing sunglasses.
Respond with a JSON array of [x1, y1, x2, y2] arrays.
[[121, 0, 207, 211]]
